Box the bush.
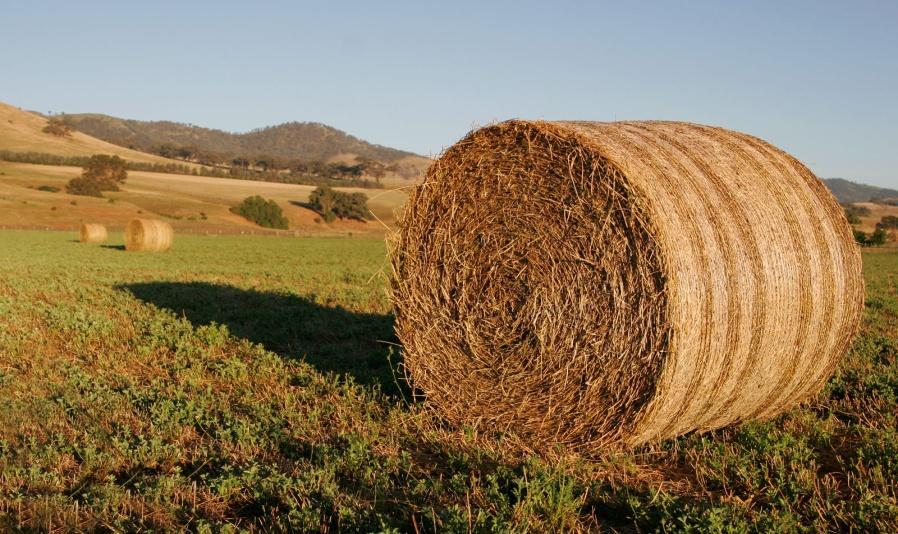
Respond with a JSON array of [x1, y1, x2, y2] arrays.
[[37, 185, 60, 193], [231, 196, 289, 229], [308, 186, 372, 222]]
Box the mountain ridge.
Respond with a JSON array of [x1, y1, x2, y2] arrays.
[[823, 178, 898, 204], [62, 113, 421, 165]]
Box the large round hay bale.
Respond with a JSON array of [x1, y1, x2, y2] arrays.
[[391, 120, 864, 450], [124, 218, 173, 252], [79, 223, 108, 243]]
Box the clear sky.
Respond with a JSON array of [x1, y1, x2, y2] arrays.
[[2, 1, 895, 187]]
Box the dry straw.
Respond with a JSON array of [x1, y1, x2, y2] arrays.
[[390, 120, 864, 451], [79, 223, 108, 243], [124, 218, 173, 252]]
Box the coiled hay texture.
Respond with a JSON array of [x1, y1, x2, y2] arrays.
[[124, 218, 173, 252], [79, 223, 108, 243], [391, 120, 864, 451]]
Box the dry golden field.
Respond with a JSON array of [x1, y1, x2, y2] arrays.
[[0, 161, 408, 234]]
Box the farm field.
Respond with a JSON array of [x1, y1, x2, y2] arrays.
[[0, 230, 895, 531], [0, 161, 408, 235]]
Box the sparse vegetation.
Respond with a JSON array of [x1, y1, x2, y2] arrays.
[[36, 185, 60, 193], [0, 231, 895, 531], [231, 195, 289, 229]]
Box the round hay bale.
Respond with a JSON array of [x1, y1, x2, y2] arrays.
[[79, 223, 108, 243], [390, 120, 864, 450], [124, 218, 173, 252]]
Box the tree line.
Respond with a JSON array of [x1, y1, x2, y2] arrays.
[[0, 150, 386, 189]]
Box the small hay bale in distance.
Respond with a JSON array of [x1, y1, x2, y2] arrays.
[[79, 223, 108, 243], [390, 120, 864, 451], [124, 218, 173, 252]]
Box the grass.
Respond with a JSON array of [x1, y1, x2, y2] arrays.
[[0, 230, 895, 531]]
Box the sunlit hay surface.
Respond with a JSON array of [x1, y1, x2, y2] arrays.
[[391, 120, 864, 452], [124, 218, 173, 252], [79, 223, 107, 244]]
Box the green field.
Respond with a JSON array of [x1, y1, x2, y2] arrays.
[[0, 230, 895, 531]]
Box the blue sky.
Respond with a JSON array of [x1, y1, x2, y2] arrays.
[[1, 1, 895, 187]]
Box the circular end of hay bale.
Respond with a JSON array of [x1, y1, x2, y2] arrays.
[[124, 218, 173, 252], [390, 120, 864, 451], [79, 223, 108, 243]]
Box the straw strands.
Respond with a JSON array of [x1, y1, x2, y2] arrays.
[[124, 218, 173, 252], [390, 120, 864, 451], [79, 223, 108, 243]]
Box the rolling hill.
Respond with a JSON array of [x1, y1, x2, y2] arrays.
[[824, 178, 898, 204], [62, 112, 427, 168], [0, 103, 197, 166]]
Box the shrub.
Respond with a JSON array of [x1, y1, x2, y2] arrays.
[[37, 185, 60, 193], [308, 186, 372, 222], [231, 196, 289, 229]]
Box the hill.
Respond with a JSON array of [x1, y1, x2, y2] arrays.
[[0, 103, 197, 166], [63, 112, 426, 169], [824, 178, 898, 204]]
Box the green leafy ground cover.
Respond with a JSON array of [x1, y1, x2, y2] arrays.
[[0, 231, 894, 531]]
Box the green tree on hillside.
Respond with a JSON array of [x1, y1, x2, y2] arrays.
[[231, 196, 289, 229]]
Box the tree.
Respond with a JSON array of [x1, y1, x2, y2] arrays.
[[309, 186, 338, 222], [230, 196, 289, 229], [82, 155, 128, 184], [869, 228, 888, 246], [876, 215, 898, 230], [843, 204, 871, 225], [308, 186, 372, 222], [66, 155, 128, 197], [42, 118, 73, 138], [854, 228, 888, 246]]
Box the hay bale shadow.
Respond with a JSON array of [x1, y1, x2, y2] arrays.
[[120, 282, 403, 395], [101, 245, 126, 251]]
